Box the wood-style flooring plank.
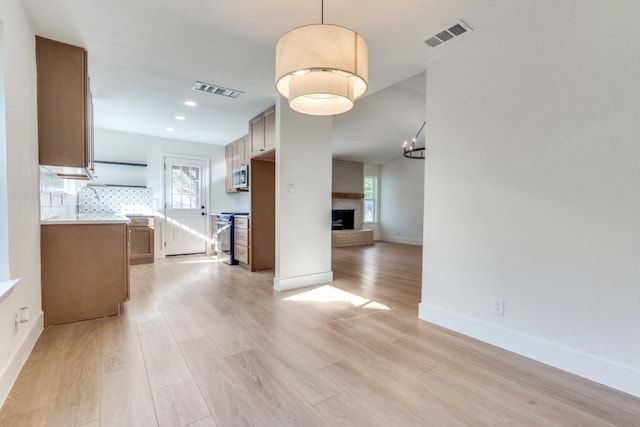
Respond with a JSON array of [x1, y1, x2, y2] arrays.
[[180, 337, 293, 427], [2, 242, 638, 426], [137, 318, 210, 427], [0, 325, 72, 418], [100, 365, 158, 427], [320, 358, 432, 426], [224, 350, 327, 426], [186, 416, 218, 427], [44, 320, 104, 426], [314, 391, 384, 427], [101, 312, 144, 373]]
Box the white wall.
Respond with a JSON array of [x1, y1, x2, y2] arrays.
[[0, 21, 8, 279], [93, 128, 247, 257], [420, 2, 640, 397], [379, 156, 424, 245], [0, 0, 43, 405], [274, 97, 333, 291], [363, 164, 380, 240]]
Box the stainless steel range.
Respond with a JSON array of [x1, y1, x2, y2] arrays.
[[213, 212, 249, 265]]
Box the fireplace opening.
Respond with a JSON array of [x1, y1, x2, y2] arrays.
[[332, 209, 355, 230]]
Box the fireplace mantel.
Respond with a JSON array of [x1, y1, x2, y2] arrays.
[[332, 192, 364, 199]]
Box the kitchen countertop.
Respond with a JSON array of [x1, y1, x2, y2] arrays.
[[41, 213, 131, 225]]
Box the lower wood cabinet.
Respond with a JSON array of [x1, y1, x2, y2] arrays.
[[129, 216, 154, 264], [233, 215, 250, 267], [41, 223, 130, 326]]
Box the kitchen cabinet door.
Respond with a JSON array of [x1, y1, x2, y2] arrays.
[[130, 224, 154, 265], [233, 215, 250, 268], [232, 135, 249, 167], [250, 114, 266, 157], [263, 106, 276, 152], [250, 106, 276, 157], [225, 135, 249, 193], [41, 223, 129, 326], [225, 143, 235, 193], [36, 36, 94, 179]]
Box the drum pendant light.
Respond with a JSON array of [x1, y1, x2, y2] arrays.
[[275, 0, 368, 116]]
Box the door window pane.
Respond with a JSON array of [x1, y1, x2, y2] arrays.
[[171, 164, 202, 209]]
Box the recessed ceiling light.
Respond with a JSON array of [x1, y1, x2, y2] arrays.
[[165, 127, 175, 132], [184, 100, 197, 106], [175, 115, 185, 121]]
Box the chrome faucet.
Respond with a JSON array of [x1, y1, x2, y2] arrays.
[[84, 186, 101, 201], [77, 186, 101, 214]]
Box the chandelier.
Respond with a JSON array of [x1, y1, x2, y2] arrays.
[[403, 121, 426, 160], [275, 0, 368, 116]]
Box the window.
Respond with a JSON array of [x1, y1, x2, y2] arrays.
[[363, 176, 377, 223]]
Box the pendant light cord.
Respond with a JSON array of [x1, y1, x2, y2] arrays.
[[321, 0, 324, 24]]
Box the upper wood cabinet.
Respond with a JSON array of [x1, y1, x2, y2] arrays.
[[250, 105, 276, 158], [263, 107, 276, 152], [224, 144, 234, 192], [232, 135, 249, 167], [36, 36, 94, 179], [225, 135, 249, 193]]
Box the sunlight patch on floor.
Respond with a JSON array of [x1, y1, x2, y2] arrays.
[[283, 285, 390, 310], [176, 257, 222, 264]]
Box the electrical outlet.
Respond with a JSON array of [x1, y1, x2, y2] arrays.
[[491, 297, 505, 316]]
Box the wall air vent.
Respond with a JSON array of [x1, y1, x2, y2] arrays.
[[424, 20, 473, 48], [192, 81, 244, 98]]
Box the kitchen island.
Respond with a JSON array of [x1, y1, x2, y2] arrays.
[[40, 214, 130, 326]]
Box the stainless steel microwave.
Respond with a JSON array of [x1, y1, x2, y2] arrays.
[[232, 165, 249, 190]]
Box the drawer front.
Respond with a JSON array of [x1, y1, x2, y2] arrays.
[[235, 228, 249, 246], [234, 216, 249, 229], [234, 244, 249, 264], [129, 216, 154, 227]]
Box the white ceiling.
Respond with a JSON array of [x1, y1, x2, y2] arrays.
[[21, 0, 529, 165]]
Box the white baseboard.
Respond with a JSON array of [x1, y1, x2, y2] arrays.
[[419, 303, 640, 398], [274, 271, 333, 291], [0, 311, 43, 406], [379, 235, 423, 246]]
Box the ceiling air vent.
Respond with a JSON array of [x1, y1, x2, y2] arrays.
[[192, 81, 244, 98], [424, 20, 473, 48]]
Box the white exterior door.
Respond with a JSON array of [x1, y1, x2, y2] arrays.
[[164, 156, 208, 255]]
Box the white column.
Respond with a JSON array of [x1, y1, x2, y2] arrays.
[[274, 97, 333, 291]]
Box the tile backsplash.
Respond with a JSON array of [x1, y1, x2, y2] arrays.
[[78, 186, 154, 214], [40, 167, 79, 220]]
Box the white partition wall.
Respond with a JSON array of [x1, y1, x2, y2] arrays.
[[380, 157, 424, 245], [420, 2, 640, 397], [0, 0, 43, 405], [274, 97, 333, 291]]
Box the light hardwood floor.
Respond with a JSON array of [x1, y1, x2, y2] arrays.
[[1, 242, 639, 426]]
